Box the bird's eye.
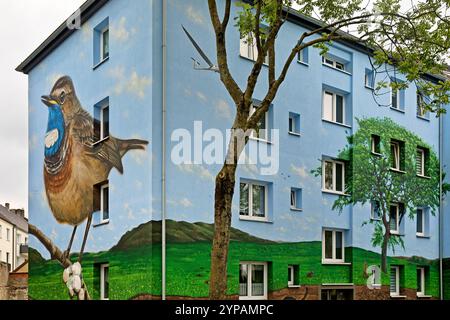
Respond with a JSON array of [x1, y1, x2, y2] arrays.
[[59, 92, 66, 104]]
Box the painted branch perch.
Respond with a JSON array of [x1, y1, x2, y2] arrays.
[[28, 223, 91, 300]]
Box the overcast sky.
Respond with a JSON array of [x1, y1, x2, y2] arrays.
[[0, 0, 85, 212]]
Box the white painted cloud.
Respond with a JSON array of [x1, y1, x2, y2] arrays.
[[109, 66, 152, 99], [186, 5, 205, 25], [214, 99, 232, 120], [111, 17, 136, 43], [291, 164, 308, 179], [178, 164, 215, 182]]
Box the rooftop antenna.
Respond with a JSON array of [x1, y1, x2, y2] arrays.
[[182, 25, 219, 73]]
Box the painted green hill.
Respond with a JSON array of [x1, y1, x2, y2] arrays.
[[29, 247, 46, 265], [111, 220, 273, 251]]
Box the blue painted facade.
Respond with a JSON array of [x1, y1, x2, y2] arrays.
[[21, 0, 450, 300]]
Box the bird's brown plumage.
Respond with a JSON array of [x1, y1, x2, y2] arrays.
[[44, 76, 149, 226]]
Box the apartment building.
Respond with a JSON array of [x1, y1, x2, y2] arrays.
[[17, 0, 450, 300], [0, 204, 28, 272]]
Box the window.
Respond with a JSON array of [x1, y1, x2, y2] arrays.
[[101, 28, 110, 61], [239, 262, 268, 300], [94, 182, 109, 225], [416, 208, 426, 237], [240, 33, 269, 65], [240, 182, 268, 221], [390, 140, 404, 171], [323, 160, 345, 194], [389, 204, 400, 235], [288, 112, 301, 135], [0, 225, 2, 239], [390, 266, 401, 296], [322, 56, 346, 71], [298, 48, 308, 64], [6, 252, 10, 271], [321, 288, 354, 300], [365, 69, 375, 88], [391, 81, 405, 111], [6, 228, 10, 242], [249, 103, 269, 141], [371, 135, 381, 155], [93, 18, 110, 67], [323, 91, 345, 125], [371, 201, 382, 220], [417, 92, 429, 119], [100, 264, 110, 300], [94, 98, 110, 143], [322, 229, 345, 263], [416, 148, 428, 177], [417, 267, 426, 296], [290, 188, 302, 211], [288, 265, 300, 287]]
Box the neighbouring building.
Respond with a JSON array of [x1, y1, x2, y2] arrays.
[[0, 204, 28, 272], [16, 0, 450, 300]]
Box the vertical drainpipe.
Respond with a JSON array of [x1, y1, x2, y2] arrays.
[[12, 226, 16, 271], [440, 113, 444, 300], [162, 0, 167, 301]]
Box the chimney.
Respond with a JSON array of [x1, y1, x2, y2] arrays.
[[16, 209, 25, 218], [5, 203, 10, 210]]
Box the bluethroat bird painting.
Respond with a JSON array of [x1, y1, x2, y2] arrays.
[[41, 76, 149, 264]]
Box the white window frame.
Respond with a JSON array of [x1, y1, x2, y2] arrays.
[[417, 92, 427, 118], [289, 115, 296, 134], [288, 265, 294, 287], [239, 33, 269, 65], [323, 91, 345, 125], [290, 189, 297, 209], [390, 204, 400, 235], [322, 56, 346, 71], [322, 160, 346, 194], [6, 228, 10, 242], [100, 183, 110, 224], [390, 266, 400, 296], [298, 49, 307, 64], [390, 141, 401, 171], [100, 27, 109, 61], [391, 87, 400, 110], [371, 201, 382, 221], [100, 104, 110, 141], [365, 70, 375, 88], [371, 135, 381, 155], [240, 182, 269, 222], [416, 208, 425, 237], [322, 229, 345, 264], [416, 148, 426, 177], [100, 263, 109, 301], [417, 267, 426, 296], [249, 104, 269, 142], [239, 262, 268, 300]]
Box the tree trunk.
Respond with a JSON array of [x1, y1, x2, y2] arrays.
[[381, 231, 390, 273], [209, 164, 237, 300]]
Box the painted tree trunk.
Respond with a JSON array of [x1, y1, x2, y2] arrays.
[[381, 232, 390, 274]]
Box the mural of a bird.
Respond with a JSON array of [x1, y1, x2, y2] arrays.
[[42, 76, 149, 260]]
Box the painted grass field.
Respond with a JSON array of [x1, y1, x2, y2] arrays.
[[29, 241, 439, 300]]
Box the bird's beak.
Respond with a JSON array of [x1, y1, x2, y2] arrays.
[[41, 95, 58, 107]]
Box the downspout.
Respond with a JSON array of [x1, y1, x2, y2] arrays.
[[12, 226, 16, 271], [161, 0, 167, 301], [440, 113, 444, 300]]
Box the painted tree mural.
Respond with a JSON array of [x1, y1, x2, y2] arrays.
[[332, 117, 440, 273]]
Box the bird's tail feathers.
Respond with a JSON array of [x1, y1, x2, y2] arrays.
[[119, 139, 149, 156]]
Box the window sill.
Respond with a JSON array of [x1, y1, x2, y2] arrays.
[[288, 131, 302, 137], [390, 232, 405, 237], [370, 217, 382, 222], [239, 216, 272, 224], [371, 152, 382, 157], [390, 168, 406, 174], [417, 294, 433, 299], [249, 136, 273, 144], [390, 107, 405, 114], [290, 207, 303, 212], [322, 261, 352, 266], [288, 285, 302, 289], [93, 220, 110, 228], [239, 54, 268, 67], [365, 85, 375, 91], [390, 294, 407, 299], [417, 115, 430, 122], [297, 60, 309, 67], [92, 136, 110, 147], [322, 63, 352, 76], [239, 296, 268, 301], [93, 56, 109, 70], [322, 119, 352, 129], [322, 190, 349, 197], [416, 234, 431, 239], [417, 175, 431, 180]]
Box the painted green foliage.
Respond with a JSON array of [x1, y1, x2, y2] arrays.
[[333, 117, 440, 271]]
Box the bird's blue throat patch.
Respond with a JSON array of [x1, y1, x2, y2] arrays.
[[45, 105, 65, 158]]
